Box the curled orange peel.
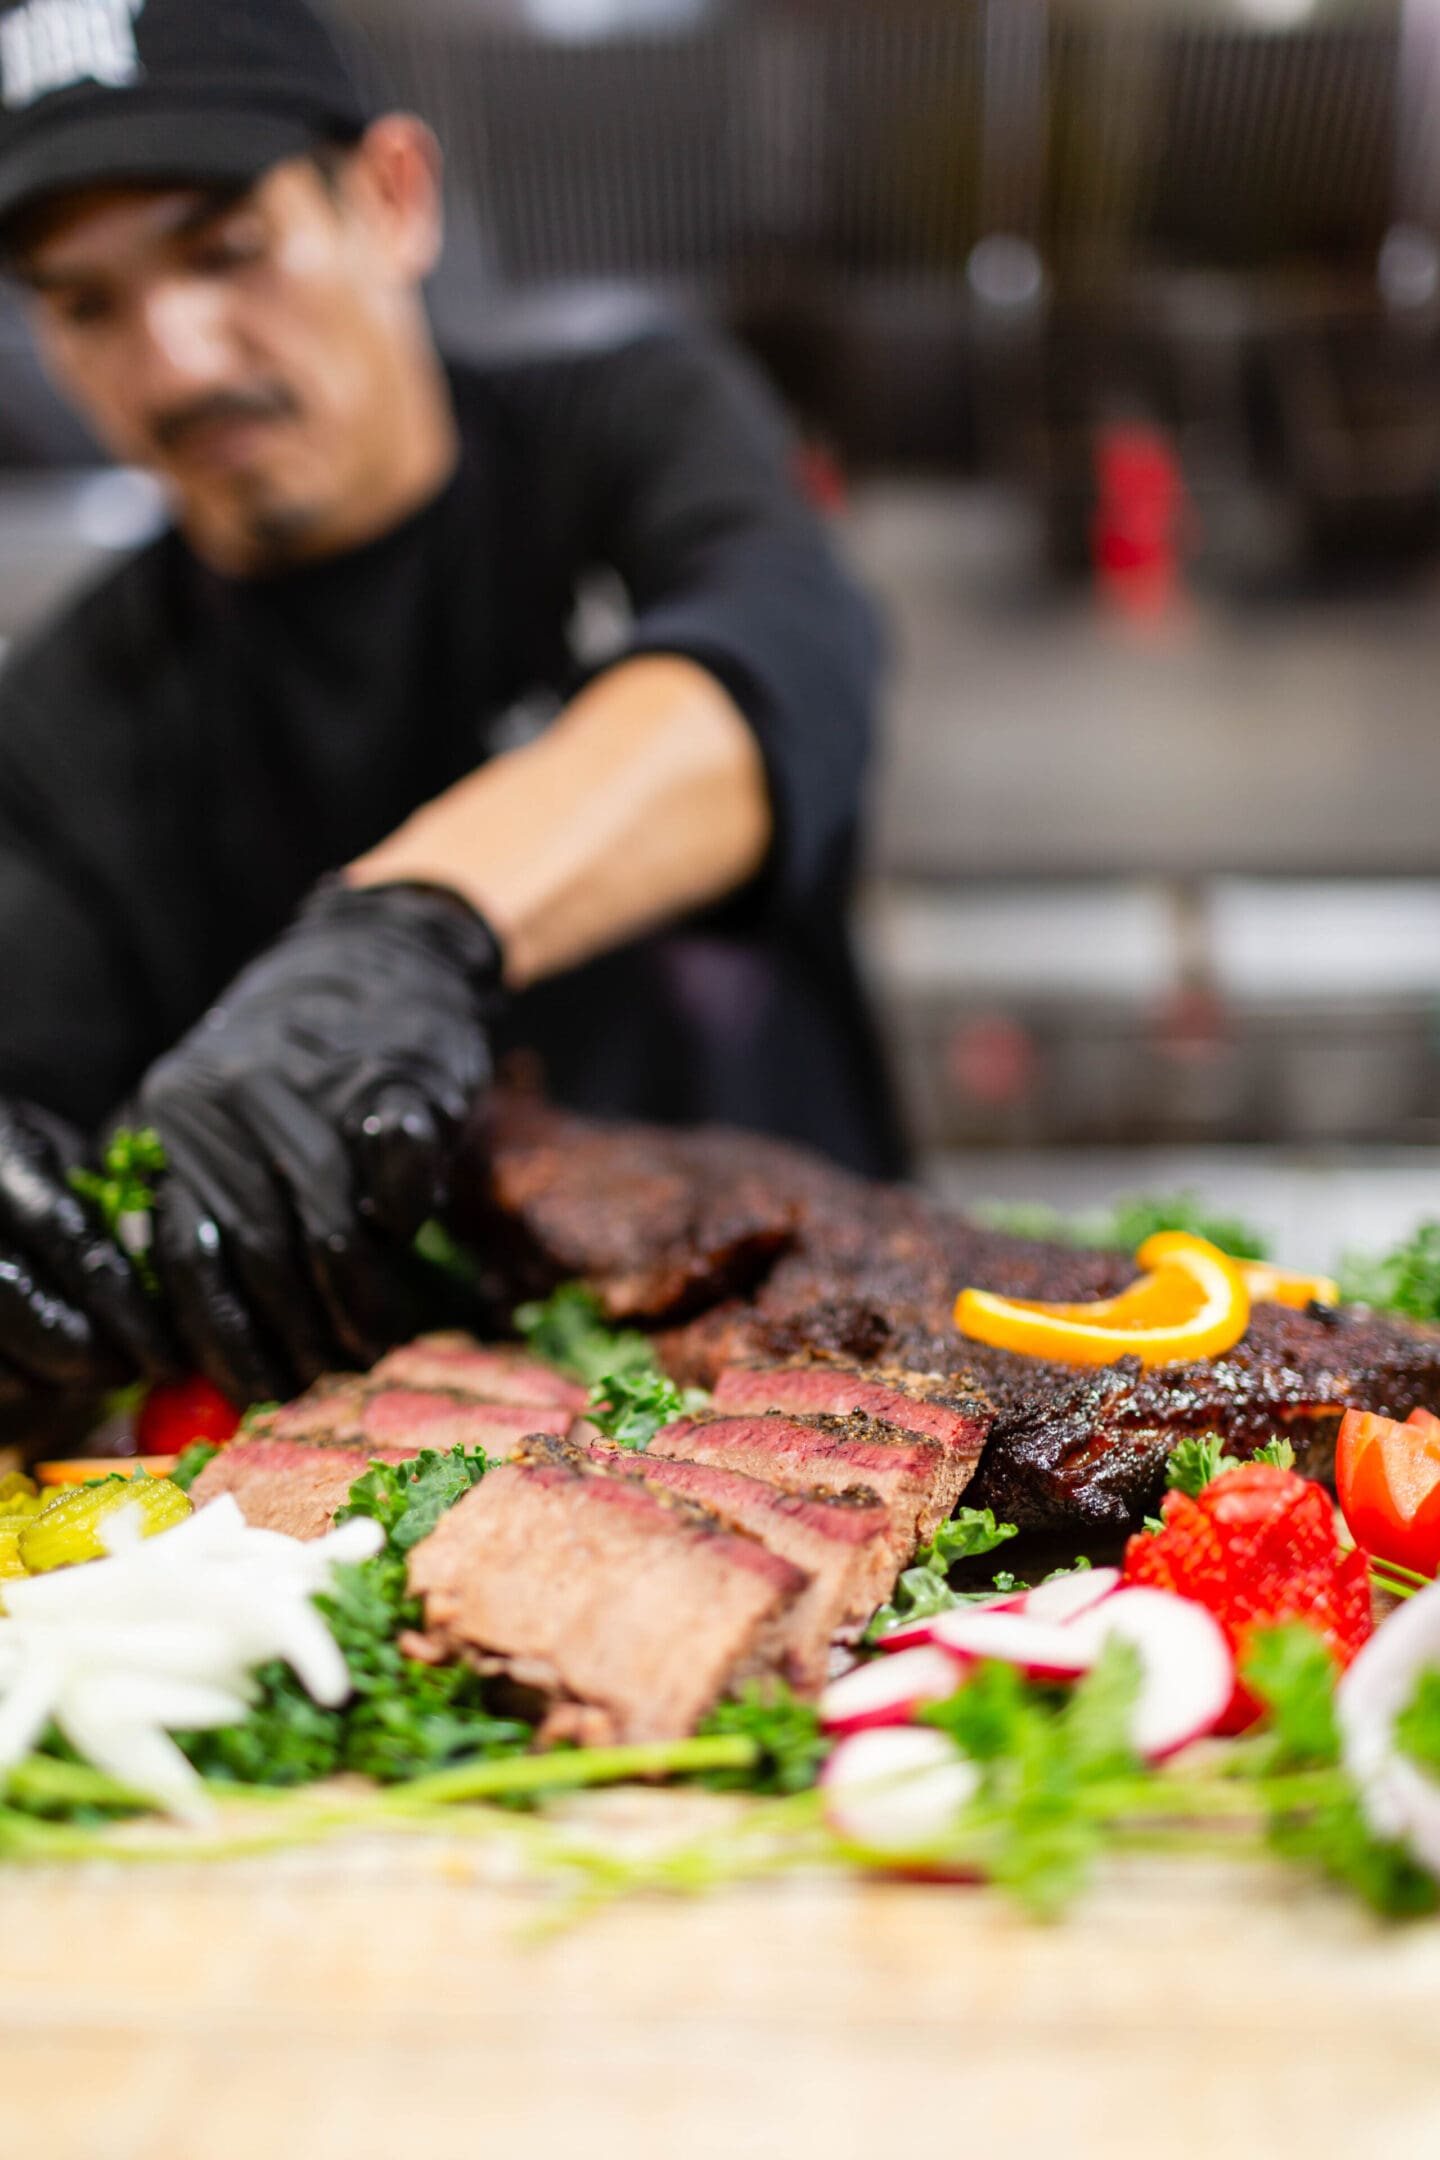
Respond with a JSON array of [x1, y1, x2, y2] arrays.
[[954, 1230, 1250, 1369], [1237, 1261, 1339, 1311]]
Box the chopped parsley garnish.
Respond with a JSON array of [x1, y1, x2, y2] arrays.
[[696, 1682, 827, 1795], [170, 1442, 222, 1494], [917, 1642, 1144, 1917], [1164, 1432, 1295, 1501], [68, 1126, 167, 1290]]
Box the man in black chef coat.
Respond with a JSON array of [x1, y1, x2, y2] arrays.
[[0, 0, 898, 1408]]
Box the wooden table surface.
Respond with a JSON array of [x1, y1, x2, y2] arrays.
[[6, 1824, 1440, 2159]]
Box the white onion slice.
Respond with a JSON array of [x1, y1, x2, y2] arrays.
[[0, 1498, 385, 1821]]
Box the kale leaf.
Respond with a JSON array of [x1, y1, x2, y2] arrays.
[[514, 1283, 655, 1387], [1238, 1625, 1438, 1917], [335, 1445, 487, 1553], [923, 1506, 1020, 1571], [514, 1283, 706, 1452], [1241, 1624, 1343, 1770], [586, 1367, 693, 1454], [1101, 1192, 1269, 1262], [919, 1642, 1144, 1917], [866, 1506, 1020, 1640]]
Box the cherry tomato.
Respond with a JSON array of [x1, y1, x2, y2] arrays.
[[134, 1376, 242, 1456]]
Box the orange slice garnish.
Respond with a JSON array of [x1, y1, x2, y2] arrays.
[[1238, 1261, 1339, 1311], [954, 1231, 1250, 1368]]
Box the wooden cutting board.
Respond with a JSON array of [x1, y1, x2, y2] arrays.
[[2, 1825, 1438, 2159]]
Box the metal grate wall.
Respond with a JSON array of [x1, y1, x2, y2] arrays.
[[338, 0, 1410, 296]]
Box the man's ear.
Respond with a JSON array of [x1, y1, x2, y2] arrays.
[[339, 113, 445, 284]]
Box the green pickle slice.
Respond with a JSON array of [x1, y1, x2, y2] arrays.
[[0, 1472, 39, 1514], [19, 1475, 191, 1574]]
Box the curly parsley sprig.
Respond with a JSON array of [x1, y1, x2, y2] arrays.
[[68, 1126, 167, 1291]]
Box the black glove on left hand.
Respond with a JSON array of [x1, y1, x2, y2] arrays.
[[137, 881, 505, 1405], [0, 1098, 175, 1402]]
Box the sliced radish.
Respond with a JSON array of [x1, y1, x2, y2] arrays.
[[822, 1726, 980, 1852], [1067, 1587, 1233, 1760], [872, 1605, 985, 1653], [819, 1645, 965, 1735], [927, 1607, 1094, 1681], [1020, 1566, 1121, 1627]]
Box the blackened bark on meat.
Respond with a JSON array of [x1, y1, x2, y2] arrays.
[[962, 1302, 1440, 1533], [447, 1096, 1440, 1535], [449, 1094, 824, 1321]]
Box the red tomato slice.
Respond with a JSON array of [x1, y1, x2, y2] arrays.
[[134, 1377, 241, 1456], [1336, 1408, 1440, 1578], [1407, 1407, 1440, 1442]]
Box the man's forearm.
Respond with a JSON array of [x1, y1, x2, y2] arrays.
[[345, 656, 773, 988]]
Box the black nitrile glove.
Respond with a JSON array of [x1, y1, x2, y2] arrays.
[[0, 1098, 175, 1402], [136, 881, 505, 1405]]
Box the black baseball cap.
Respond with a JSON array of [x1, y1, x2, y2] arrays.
[[0, 0, 378, 239]]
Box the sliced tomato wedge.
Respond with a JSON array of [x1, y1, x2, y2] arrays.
[[1336, 1407, 1440, 1579]]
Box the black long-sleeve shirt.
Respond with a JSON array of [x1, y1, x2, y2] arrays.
[[0, 327, 905, 1176]]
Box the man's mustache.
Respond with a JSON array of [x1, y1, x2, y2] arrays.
[[149, 385, 300, 454]]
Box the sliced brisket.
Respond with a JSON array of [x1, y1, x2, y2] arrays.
[[650, 1410, 966, 1560], [190, 1437, 420, 1540], [242, 1369, 574, 1460], [711, 1360, 990, 1491], [407, 1433, 807, 1743], [249, 1374, 371, 1446], [357, 1388, 568, 1457], [594, 1444, 895, 1687], [368, 1333, 587, 1410]]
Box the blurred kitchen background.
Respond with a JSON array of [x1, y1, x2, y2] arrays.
[[6, 0, 1440, 1260]]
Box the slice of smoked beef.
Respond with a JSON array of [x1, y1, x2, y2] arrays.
[[358, 1388, 569, 1457], [595, 1444, 895, 1688], [368, 1334, 587, 1411], [650, 1410, 968, 1562], [190, 1438, 421, 1540], [711, 1361, 991, 1493], [407, 1434, 807, 1742]]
